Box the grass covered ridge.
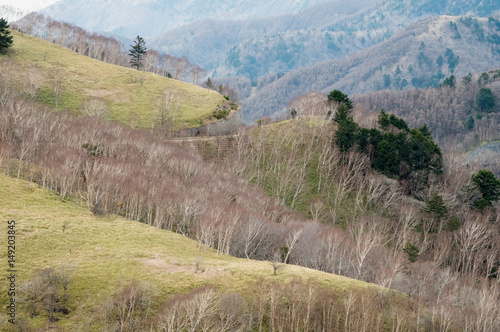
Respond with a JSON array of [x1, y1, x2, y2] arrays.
[[0, 174, 390, 330], [4, 30, 225, 129]]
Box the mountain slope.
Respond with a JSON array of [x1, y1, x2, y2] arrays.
[[242, 15, 500, 122], [0, 173, 408, 330], [42, 0, 500, 82], [148, 0, 378, 76], [5, 30, 226, 130], [149, 0, 500, 79]]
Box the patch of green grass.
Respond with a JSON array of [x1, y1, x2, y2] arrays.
[[0, 173, 380, 330], [4, 31, 226, 130]]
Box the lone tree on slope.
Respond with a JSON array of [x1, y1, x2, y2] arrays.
[[129, 35, 147, 70], [0, 18, 13, 54]]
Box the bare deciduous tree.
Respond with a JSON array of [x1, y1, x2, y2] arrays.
[[23, 65, 45, 99], [81, 98, 108, 118]]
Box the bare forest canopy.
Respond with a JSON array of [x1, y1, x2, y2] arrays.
[[1, 168, 421, 331], [353, 68, 500, 153], [13, 13, 207, 84], [1, 73, 499, 329], [1, 6, 500, 330]]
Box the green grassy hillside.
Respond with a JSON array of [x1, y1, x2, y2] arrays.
[[0, 174, 396, 331], [4, 30, 226, 129]]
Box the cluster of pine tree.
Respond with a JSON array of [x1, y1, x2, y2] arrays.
[[331, 90, 443, 180]]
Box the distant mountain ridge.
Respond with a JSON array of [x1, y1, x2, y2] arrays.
[[240, 15, 500, 121], [149, 0, 500, 78], [148, 0, 379, 77], [41, 0, 500, 82], [41, 0, 331, 38], [39, 0, 500, 123]]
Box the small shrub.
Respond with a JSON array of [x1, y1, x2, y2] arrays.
[[212, 109, 229, 120]]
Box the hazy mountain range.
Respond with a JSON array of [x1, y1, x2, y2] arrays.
[[240, 15, 500, 121], [41, 0, 500, 78], [149, 0, 500, 80], [41, 0, 333, 38]]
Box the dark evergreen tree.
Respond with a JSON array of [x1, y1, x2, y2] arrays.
[[472, 170, 500, 209], [129, 35, 147, 70], [418, 124, 432, 138], [439, 75, 455, 88], [406, 128, 443, 174], [445, 215, 461, 231], [334, 118, 358, 152], [466, 116, 475, 131], [333, 100, 358, 152], [422, 193, 448, 220], [389, 114, 409, 131], [378, 110, 390, 130], [476, 88, 496, 113], [0, 18, 13, 54], [421, 193, 449, 233], [327, 89, 353, 110], [204, 77, 214, 89], [378, 110, 409, 131], [373, 137, 399, 176], [403, 243, 419, 262], [356, 128, 371, 152], [333, 103, 352, 123]]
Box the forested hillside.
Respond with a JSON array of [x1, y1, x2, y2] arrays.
[[0, 80, 427, 331], [354, 68, 500, 151], [2, 172, 413, 331], [239, 15, 500, 121], [1, 7, 500, 332], [2, 77, 500, 330], [41, 0, 334, 38]]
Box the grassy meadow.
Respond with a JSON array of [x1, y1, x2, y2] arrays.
[[4, 30, 225, 129], [0, 173, 385, 330]]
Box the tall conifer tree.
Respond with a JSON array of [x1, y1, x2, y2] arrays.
[[0, 18, 13, 54], [129, 35, 147, 70]]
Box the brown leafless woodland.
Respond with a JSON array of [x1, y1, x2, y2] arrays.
[[13, 13, 205, 83], [0, 75, 499, 330]]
